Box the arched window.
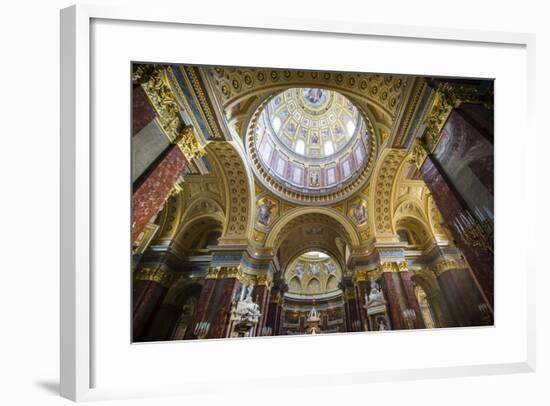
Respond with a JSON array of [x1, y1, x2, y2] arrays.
[[295, 139, 305, 155], [324, 141, 334, 155]]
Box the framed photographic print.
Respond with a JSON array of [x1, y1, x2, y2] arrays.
[[60, 4, 536, 402]]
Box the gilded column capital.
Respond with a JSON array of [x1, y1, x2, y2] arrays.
[[134, 267, 176, 288], [397, 260, 409, 272], [352, 269, 369, 283], [172, 125, 205, 160], [379, 262, 400, 273], [256, 273, 274, 290], [431, 259, 463, 277], [411, 138, 429, 170], [423, 83, 485, 152]]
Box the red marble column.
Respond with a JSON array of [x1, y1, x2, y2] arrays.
[[343, 297, 352, 332], [436, 269, 487, 326], [273, 302, 283, 335], [133, 85, 157, 136], [355, 281, 369, 331], [254, 285, 271, 336], [420, 155, 493, 306], [399, 271, 425, 329], [132, 145, 188, 243], [265, 299, 279, 335], [133, 280, 169, 341], [191, 278, 216, 336], [211, 278, 240, 338], [456, 103, 493, 145], [382, 272, 403, 330], [145, 303, 181, 341]]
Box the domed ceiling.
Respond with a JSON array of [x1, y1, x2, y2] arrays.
[[284, 251, 342, 296], [248, 88, 373, 203]]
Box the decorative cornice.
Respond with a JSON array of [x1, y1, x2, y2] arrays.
[[134, 267, 176, 288], [206, 266, 273, 288]]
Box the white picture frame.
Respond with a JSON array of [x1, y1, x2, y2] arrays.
[[60, 4, 536, 402]]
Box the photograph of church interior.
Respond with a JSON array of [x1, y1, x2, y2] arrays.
[[131, 63, 494, 342]]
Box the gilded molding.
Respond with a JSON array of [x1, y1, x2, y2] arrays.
[[134, 267, 176, 288]]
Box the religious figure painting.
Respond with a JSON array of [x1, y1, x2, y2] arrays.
[[131, 62, 494, 342]]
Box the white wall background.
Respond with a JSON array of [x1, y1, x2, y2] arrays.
[[0, 0, 547, 405]]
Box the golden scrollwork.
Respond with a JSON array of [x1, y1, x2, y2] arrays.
[[134, 64, 204, 161], [411, 138, 429, 169], [423, 83, 484, 152], [173, 125, 205, 160], [379, 262, 402, 273], [431, 258, 464, 277], [134, 267, 176, 288]]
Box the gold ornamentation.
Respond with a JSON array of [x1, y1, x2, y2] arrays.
[[206, 266, 272, 288], [134, 64, 204, 161], [134, 267, 176, 288], [352, 269, 369, 283], [397, 261, 409, 272], [423, 83, 484, 152], [173, 125, 205, 160], [411, 139, 429, 169], [380, 262, 400, 273], [431, 259, 464, 277]]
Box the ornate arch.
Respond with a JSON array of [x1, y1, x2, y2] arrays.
[[265, 207, 361, 248], [206, 141, 255, 245], [151, 190, 187, 245], [203, 67, 409, 132], [369, 148, 408, 239]]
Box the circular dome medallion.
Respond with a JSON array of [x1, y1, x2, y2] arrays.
[[247, 87, 375, 205], [301, 88, 329, 108]]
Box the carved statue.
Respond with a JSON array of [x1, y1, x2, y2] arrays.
[[377, 317, 388, 331], [230, 284, 261, 329], [366, 277, 385, 308], [257, 199, 275, 226]]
